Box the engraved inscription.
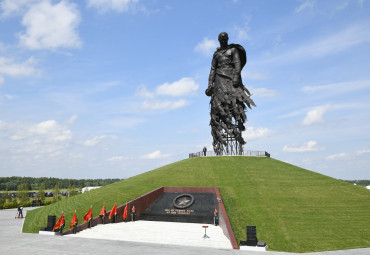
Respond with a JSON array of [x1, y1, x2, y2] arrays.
[[165, 209, 195, 215]]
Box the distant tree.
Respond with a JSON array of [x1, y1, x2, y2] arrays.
[[0, 191, 5, 209], [53, 182, 61, 201], [37, 183, 46, 202], [4, 186, 10, 201], [67, 184, 72, 197], [0, 177, 122, 191], [17, 183, 29, 204], [30, 182, 38, 191], [345, 180, 370, 186], [72, 185, 77, 196], [67, 184, 77, 197]]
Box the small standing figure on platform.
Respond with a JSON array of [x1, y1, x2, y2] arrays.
[[123, 203, 128, 222], [70, 210, 78, 234], [109, 203, 117, 223], [203, 146, 207, 156], [53, 212, 65, 234], [99, 204, 106, 224], [83, 206, 92, 228], [131, 205, 136, 221], [214, 208, 219, 226]]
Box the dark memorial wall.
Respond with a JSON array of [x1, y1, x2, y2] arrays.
[[140, 192, 217, 224], [62, 186, 239, 249]]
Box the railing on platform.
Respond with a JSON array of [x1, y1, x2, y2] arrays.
[[189, 150, 270, 158]]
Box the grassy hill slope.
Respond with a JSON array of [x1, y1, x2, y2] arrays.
[[23, 157, 370, 252]]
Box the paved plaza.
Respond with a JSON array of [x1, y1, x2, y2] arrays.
[[69, 220, 233, 249], [0, 208, 369, 255]]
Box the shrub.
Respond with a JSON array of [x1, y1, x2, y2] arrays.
[[3, 200, 18, 209], [42, 200, 54, 206], [21, 201, 31, 207]]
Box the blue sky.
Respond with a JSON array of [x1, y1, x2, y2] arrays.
[[0, 0, 369, 180]]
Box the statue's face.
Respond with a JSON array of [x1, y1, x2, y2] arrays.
[[218, 33, 229, 46]]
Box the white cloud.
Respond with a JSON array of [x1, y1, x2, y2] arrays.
[[336, 1, 349, 11], [136, 77, 198, 111], [4, 94, 16, 100], [0, 0, 23, 16], [30, 120, 72, 141], [295, 0, 315, 13], [195, 38, 218, 56], [301, 157, 313, 165], [283, 141, 324, 152], [302, 80, 370, 94], [243, 126, 272, 141], [298, 24, 370, 59], [0, 0, 38, 17], [233, 21, 251, 42], [66, 114, 78, 124], [142, 99, 188, 110], [1, 119, 73, 156], [0, 57, 40, 77], [0, 76, 4, 85], [156, 77, 199, 97], [323, 149, 370, 162], [251, 87, 278, 98], [301, 104, 331, 126], [326, 153, 348, 160], [141, 150, 171, 159], [243, 70, 269, 80], [356, 149, 370, 155], [138, 77, 199, 98], [107, 155, 127, 162], [83, 135, 117, 147], [12, 139, 66, 155], [105, 117, 146, 128], [9, 120, 72, 142], [0, 120, 10, 130], [136, 86, 155, 98], [18, 0, 82, 50], [87, 0, 138, 13], [262, 24, 370, 65], [277, 109, 307, 119]]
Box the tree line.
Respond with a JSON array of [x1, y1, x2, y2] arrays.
[[344, 180, 370, 186], [0, 177, 122, 191]]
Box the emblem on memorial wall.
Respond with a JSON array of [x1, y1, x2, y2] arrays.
[[173, 194, 194, 209]]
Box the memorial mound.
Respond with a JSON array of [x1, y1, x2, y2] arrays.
[[23, 157, 370, 253]]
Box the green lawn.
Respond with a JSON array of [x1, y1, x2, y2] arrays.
[[23, 157, 370, 252]]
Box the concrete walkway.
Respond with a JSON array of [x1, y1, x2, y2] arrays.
[[0, 208, 369, 255]]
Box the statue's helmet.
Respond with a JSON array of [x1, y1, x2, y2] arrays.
[[218, 32, 229, 42]]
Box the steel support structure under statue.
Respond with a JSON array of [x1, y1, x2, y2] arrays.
[[215, 124, 244, 156]]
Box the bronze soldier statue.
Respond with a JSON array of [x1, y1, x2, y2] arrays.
[[205, 32, 255, 155]]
